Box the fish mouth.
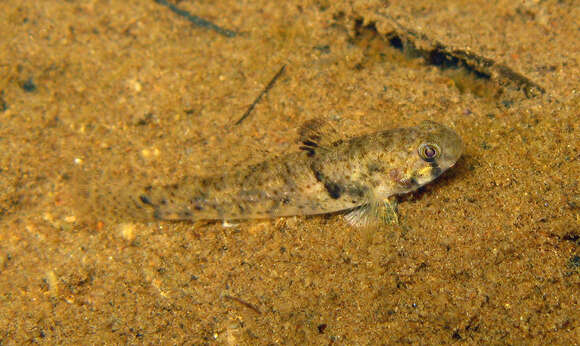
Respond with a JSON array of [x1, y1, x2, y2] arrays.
[[412, 164, 444, 188]]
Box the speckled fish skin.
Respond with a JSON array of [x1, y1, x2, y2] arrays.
[[137, 120, 462, 222]]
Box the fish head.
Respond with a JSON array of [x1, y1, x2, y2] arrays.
[[391, 120, 463, 194]]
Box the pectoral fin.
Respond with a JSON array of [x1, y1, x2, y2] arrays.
[[344, 197, 399, 227]]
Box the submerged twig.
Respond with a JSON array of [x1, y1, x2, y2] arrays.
[[375, 11, 545, 98], [154, 0, 237, 38], [235, 64, 287, 126], [224, 295, 261, 314]]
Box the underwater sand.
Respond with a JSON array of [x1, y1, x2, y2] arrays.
[[0, 0, 577, 343]]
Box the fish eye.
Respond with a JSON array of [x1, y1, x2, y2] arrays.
[[418, 143, 441, 162]]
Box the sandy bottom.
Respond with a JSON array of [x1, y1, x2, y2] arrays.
[[0, 0, 577, 344]]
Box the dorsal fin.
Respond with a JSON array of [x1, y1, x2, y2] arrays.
[[298, 118, 343, 156]]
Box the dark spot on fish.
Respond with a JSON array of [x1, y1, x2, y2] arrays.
[[367, 162, 383, 173], [131, 197, 145, 210], [302, 139, 318, 147], [324, 181, 343, 199], [21, 78, 36, 92], [311, 166, 324, 183], [569, 255, 580, 268], [299, 146, 316, 157], [139, 195, 153, 205], [193, 205, 204, 211], [311, 164, 344, 199]]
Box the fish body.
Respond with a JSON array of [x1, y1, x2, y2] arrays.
[[137, 120, 462, 224]]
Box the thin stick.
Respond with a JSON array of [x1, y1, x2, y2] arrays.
[[224, 295, 261, 314], [154, 0, 237, 38], [235, 64, 287, 126]]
